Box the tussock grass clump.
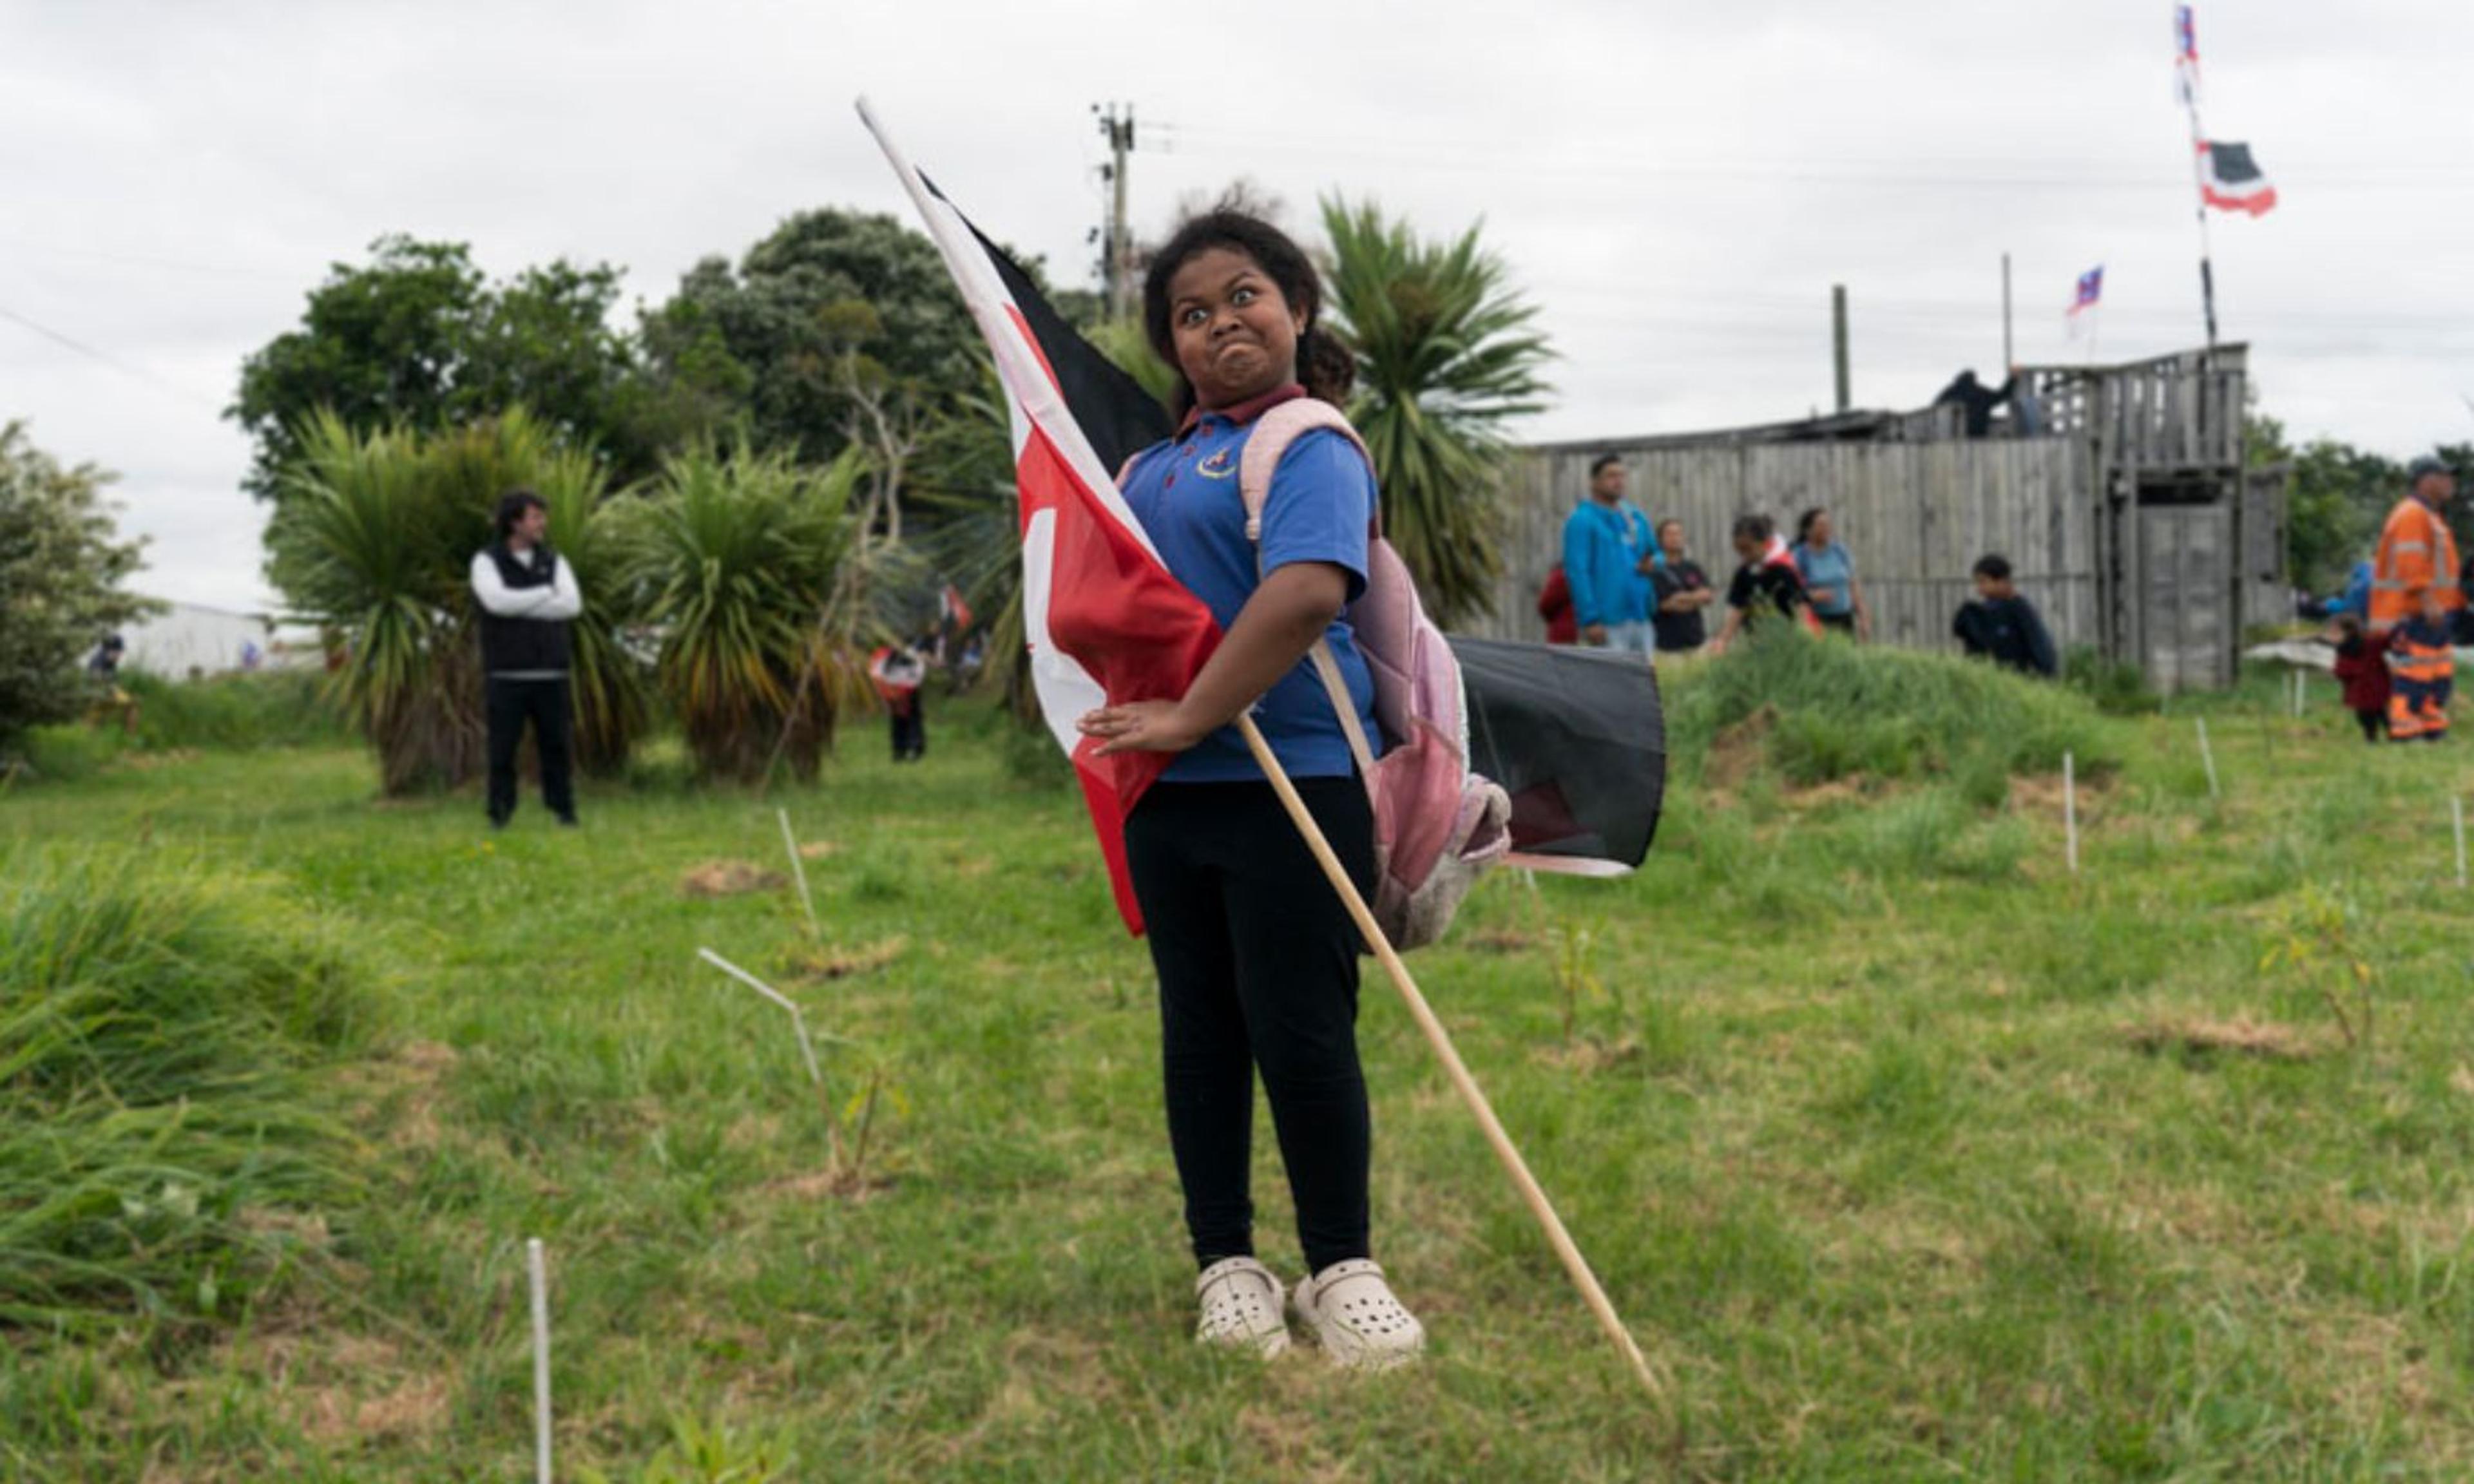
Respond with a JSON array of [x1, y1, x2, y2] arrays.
[[1667, 627, 2120, 792], [122, 669, 347, 752], [0, 850, 377, 1337]]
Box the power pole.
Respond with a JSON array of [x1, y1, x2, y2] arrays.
[[2000, 251, 2014, 369], [1094, 103, 1136, 321], [1831, 284, 1850, 413]]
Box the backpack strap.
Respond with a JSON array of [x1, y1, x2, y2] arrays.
[[1236, 400, 1380, 777], [1236, 399, 1373, 542]]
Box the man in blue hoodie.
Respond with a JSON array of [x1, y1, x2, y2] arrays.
[[1560, 455, 1657, 654]]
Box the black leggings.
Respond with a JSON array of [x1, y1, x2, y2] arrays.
[[1124, 777, 1377, 1275]]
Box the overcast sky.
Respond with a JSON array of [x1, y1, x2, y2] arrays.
[[6, 0, 2469, 611]]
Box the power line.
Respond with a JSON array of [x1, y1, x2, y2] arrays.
[[1155, 122, 2457, 195], [0, 303, 224, 415], [0, 235, 302, 283]]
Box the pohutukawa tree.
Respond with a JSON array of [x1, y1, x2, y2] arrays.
[[0, 423, 158, 754]]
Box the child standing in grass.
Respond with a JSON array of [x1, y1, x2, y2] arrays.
[[1073, 212, 1423, 1370], [2326, 611, 2390, 743]]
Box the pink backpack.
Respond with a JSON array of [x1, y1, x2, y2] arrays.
[[1238, 400, 1512, 951]]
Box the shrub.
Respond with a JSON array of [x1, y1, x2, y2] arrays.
[[0, 850, 376, 1337], [2062, 645, 2156, 716], [609, 443, 870, 783], [122, 669, 348, 751], [0, 423, 158, 753], [4, 725, 122, 785]]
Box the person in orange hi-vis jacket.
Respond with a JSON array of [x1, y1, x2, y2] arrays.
[[2369, 455, 2464, 636]]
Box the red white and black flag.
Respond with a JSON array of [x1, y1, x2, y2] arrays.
[[859, 101, 1217, 933], [2198, 139, 2277, 216]]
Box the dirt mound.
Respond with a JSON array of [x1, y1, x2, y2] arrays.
[[2125, 1016, 2323, 1063], [1702, 705, 1778, 794], [678, 859, 785, 898], [789, 936, 909, 982]]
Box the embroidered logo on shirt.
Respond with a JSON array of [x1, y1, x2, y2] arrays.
[[1196, 448, 1236, 480]]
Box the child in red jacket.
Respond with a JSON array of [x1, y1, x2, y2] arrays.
[[2328, 612, 2390, 743]]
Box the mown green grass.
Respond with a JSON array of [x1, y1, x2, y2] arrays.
[[3, 664, 2473, 1481]]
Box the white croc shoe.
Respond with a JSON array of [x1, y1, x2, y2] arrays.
[[1290, 1259, 1425, 1369], [1194, 1257, 1291, 1358]]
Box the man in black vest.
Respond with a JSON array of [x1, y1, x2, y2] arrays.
[[470, 490, 581, 827]]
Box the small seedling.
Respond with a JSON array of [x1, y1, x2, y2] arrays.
[[2259, 884, 2375, 1053]]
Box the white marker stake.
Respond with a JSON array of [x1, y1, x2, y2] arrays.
[[2064, 751, 2079, 875], [528, 1238, 552, 1484], [2294, 671, 2305, 719], [2196, 717, 2220, 799], [2455, 796, 2468, 891], [778, 808, 820, 940], [697, 947, 845, 1166], [697, 947, 823, 1089]]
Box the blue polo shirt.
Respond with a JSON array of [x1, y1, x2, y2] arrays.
[[1118, 390, 1381, 783]]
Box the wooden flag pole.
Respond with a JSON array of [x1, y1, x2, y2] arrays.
[[2196, 717, 2220, 799], [1234, 715, 1668, 1403]]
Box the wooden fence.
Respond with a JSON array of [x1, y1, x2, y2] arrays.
[[1472, 438, 2098, 656]]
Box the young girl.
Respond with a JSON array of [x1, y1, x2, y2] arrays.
[[1707, 513, 1817, 654], [1074, 212, 1424, 1369], [2326, 611, 2388, 743]]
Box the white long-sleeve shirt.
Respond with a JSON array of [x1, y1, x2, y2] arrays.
[[470, 548, 582, 622]]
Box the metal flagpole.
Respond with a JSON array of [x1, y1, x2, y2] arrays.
[[2178, 6, 2220, 350], [1234, 714, 1669, 1405]]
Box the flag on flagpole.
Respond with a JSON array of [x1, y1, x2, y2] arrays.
[[858, 101, 1217, 933], [2067, 266, 2104, 316], [2173, 4, 2201, 106], [2065, 265, 2103, 341], [2197, 140, 2278, 215], [938, 582, 975, 636]]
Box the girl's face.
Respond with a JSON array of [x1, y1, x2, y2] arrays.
[[1807, 511, 1833, 547], [1732, 532, 1763, 564], [1165, 246, 1305, 411]]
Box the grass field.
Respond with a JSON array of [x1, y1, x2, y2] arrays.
[[6, 663, 2474, 1481]]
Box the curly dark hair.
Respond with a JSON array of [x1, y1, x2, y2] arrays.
[[1731, 513, 1775, 546], [1142, 211, 1332, 417], [494, 488, 546, 541]]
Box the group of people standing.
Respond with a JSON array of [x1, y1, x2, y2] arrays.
[[1541, 454, 2057, 676], [1541, 457, 1863, 657]]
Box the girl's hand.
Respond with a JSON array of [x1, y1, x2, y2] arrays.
[[1077, 699, 1206, 756]]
